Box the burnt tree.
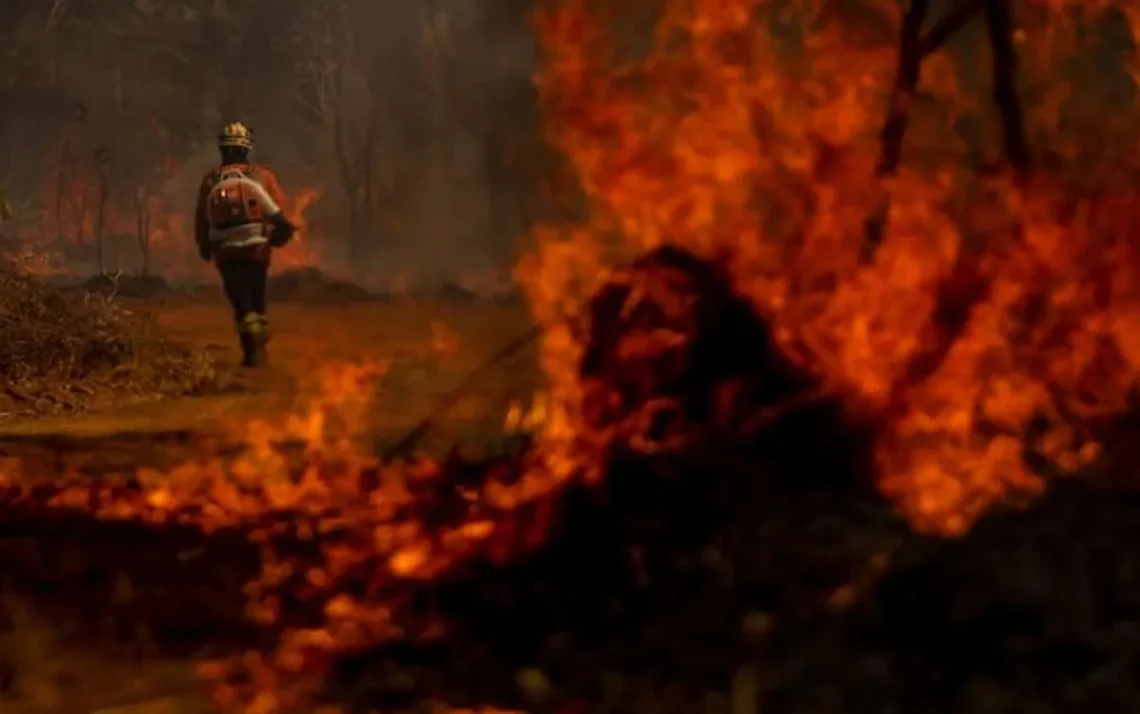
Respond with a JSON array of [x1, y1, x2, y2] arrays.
[[862, 0, 1030, 260], [134, 185, 151, 277]]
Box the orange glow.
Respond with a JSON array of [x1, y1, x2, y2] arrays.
[[6, 2, 1140, 712], [18, 130, 329, 281], [273, 187, 324, 273], [515, 0, 1140, 536], [429, 319, 461, 356]]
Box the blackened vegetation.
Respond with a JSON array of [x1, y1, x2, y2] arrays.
[[318, 248, 1140, 713], [581, 248, 812, 449], [319, 248, 888, 711], [3, 248, 1140, 712]]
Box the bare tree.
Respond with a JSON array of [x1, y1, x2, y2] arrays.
[[91, 146, 110, 273], [133, 184, 150, 277], [862, 0, 1029, 260], [297, 0, 376, 265], [296, 0, 430, 268]]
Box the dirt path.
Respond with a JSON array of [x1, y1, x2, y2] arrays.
[[0, 297, 537, 471], [0, 297, 538, 714]]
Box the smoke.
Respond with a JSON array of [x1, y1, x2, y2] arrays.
[[0, 0, 541, 287]]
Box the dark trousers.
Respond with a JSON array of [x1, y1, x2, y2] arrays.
[[217, 258, 269, 332]]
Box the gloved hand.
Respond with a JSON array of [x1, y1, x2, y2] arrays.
[[268, 212, 296, 248], [197, 242, 212, 262]]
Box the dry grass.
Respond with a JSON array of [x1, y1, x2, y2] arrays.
[[0, 268, 222, 420], [0, 292, 540, 482]]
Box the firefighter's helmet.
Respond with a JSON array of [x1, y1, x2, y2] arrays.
[[218, 121, 253, 150]]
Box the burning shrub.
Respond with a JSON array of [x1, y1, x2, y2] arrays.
[[0, 264, 220, 413], [577, 246, 832, 457]]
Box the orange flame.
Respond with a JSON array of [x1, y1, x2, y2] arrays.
[[7, 2, 1140, 712], [273, 187, 324, 273], [518, 0, 1140, 535], [14, 131, 330, 281]]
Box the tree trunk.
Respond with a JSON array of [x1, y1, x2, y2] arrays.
[[359, 114, 378, 259], [95, 179, 108, 274], [335, 134, 368, 269], [860, 0, 930, 261], [140, 211, 150, 277], [483, 126, 514, 242], [347, 202, 363, 266], [54, 164, 66, 241], [984, 0, 1030, 175], [860, 0, 990, 262], [135, 186, 150, 277], [74, 186, 88, 248], [91, 148, 109, 273], [876, 0, 931, 177], [331, 42, 372, 271]]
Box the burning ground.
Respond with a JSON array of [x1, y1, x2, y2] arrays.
[[6, 1, 1140, 713]]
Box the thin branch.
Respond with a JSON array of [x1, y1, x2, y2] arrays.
[[860, 0, 931, 260], [876, 0, 931, 177], [860, 0, 991, 262]]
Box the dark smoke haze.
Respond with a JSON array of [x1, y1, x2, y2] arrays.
[[0, 0, 543, 288]]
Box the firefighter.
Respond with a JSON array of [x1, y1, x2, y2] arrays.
[[194, 121, 296, 367]]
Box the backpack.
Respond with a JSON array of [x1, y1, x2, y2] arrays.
[[204, 166, 281, 232]]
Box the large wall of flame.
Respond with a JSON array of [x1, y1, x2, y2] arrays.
[[519, 0, 1140, 534]]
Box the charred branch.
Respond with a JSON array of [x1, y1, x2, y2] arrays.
[[861, 0, 932, 260], [861, 0, 1002, 261], [920, 0, 988, 56], [874, 0, 992, 179], [984, 0, 1031, 175], [875, 0, 930, 177]]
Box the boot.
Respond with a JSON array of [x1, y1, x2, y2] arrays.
[[251, 332, 269, 368], [239, 312, 270, 368], [239, 332, 259, 367]]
